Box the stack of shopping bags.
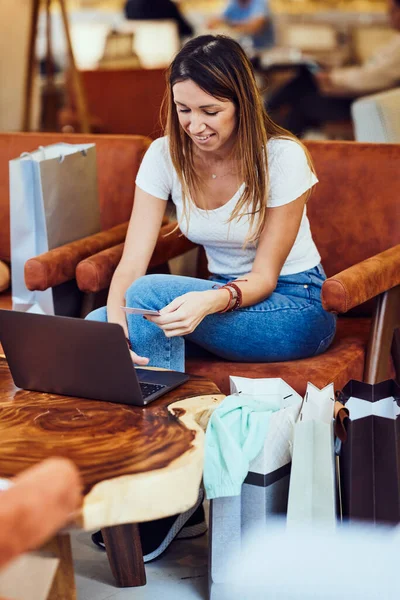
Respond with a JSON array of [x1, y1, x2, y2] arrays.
[[205, 376, 400, 600]]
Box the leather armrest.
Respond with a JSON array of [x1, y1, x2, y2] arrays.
[[76, 221, 197, 293], [24, 222, 129, 291], [322, 244, 400, 313]]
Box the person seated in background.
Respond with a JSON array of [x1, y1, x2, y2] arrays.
[[124, 0, 194, 41], [207, 0, 274, 49], [267, 0, 400, 136]]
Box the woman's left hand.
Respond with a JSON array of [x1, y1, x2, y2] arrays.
[[145, 290, 221, 337]]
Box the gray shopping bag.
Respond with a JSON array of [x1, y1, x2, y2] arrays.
[[10, 143, 100, 314]]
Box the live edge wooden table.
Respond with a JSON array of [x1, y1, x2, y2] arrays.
[[0, 358, 224, 599]]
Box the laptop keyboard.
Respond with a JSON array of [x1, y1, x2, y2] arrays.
[[139, 381, 166, 399]]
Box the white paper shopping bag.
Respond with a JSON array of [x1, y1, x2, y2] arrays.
[[10, 143, 100, 315], [287, 382, 336, 526]]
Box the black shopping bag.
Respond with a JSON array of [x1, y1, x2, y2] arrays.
[[339, 379, 400, 524]]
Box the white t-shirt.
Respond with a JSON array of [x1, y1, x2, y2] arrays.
[[136, 136, 320, 278]]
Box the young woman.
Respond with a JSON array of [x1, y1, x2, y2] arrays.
[[88, 34, 336, 372], [88, 34, 336, 558]]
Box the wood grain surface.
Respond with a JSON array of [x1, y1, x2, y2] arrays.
[[0, 359, 224, 530]]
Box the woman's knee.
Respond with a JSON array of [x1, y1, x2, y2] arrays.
[[125, 274, 171, 308], [85, 306, 107, 322]]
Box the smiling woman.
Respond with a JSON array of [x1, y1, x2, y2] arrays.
[[85, 34, 337, 560], [86, 33, 335, 371]]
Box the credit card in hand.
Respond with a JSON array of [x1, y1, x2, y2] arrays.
[[121, 306, 161, 316]]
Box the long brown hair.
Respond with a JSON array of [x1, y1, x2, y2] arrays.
[[162, 34, 315, 243]]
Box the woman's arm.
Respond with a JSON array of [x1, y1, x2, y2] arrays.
[[230, 15, 269, 36], [231, 192, 308, 306], [106, 185, 166, 352], [208, 15, 268, 35], [147, 193, 307, 337]]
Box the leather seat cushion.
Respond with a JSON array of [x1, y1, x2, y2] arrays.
[[186, 318, 371, 396]]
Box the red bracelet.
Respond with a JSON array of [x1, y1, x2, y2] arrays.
[[220, 280, 247, 311], [218, 286, 235, 313], [225, 282, 243, 310], [215, 279, 248, 313]]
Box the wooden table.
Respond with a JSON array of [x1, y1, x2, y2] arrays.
[[0, 358, 224, 598]]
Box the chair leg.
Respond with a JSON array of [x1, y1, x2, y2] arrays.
[[364, 286, 400, 384], [102, 523, 146, 588]]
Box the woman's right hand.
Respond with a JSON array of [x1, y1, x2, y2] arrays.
[[107, 306, 149, 366]]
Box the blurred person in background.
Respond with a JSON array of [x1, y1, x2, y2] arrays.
[[0, 458, 81, 569], [207, 0, 274, 50], [267, 0, 400, 136], [124, 0, 194, 41]]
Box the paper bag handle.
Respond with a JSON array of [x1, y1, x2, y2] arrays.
[[20, 145, 88, 163], [334, 400, 349, 443]]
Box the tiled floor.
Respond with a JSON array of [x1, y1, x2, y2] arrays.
[[72, 529, 209, 600]]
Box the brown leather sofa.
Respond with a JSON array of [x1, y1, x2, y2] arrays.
[[23, 139, 400, 396]]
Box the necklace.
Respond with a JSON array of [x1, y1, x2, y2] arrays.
[[210, 168, 237, 179]]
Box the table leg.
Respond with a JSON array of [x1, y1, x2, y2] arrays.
[[102, 523, 146, 587], [44, 534, 77, 600]]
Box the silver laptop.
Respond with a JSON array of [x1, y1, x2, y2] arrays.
[[0, 309, 189, 406]]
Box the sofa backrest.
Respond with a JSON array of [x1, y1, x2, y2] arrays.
[[67, 68, 166, 138], [2, 136, 399, 278], [0, 132, 151, 262], [304, 141, 400, 278]]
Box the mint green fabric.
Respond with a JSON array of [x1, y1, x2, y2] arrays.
[[204, 393, 280, 499]]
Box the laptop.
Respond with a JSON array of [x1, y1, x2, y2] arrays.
[[0, 309, 189, 406]]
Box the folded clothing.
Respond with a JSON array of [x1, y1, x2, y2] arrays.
[[204, 393, 280, 499]]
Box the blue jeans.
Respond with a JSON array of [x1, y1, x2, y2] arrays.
[[86, 264, 336, 371]]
